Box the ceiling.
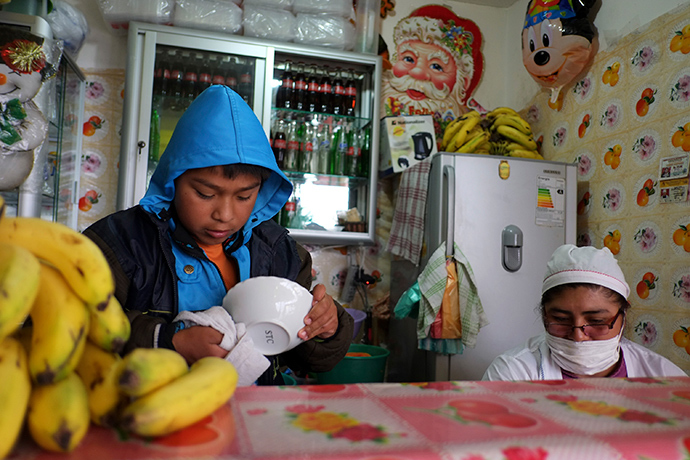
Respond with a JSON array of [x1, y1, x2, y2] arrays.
[[446, 0, 522, 8]]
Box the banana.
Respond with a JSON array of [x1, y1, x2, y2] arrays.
[[0, 195, 5, 221], [0, 241, 41, 341], [487, 106, 518, 118], [88, 295, 131, 354], [509, 149, 544, 160], [492, 114, 532, 135], [75, 340, 126, 427], [29, 263, 90, 385], [456, 131, 489, 154], [27, 371, 90, 453], [119, 356, 238, 437], [447, 115, 481, 152], [0, 217, 114, 311], [495, 125, 538, 151], [118, 347, 189, 397], [441, 111, 480, 150], [0, 336, 32, 460]]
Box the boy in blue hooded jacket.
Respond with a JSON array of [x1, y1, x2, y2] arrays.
[[84, 86, 353, 385]]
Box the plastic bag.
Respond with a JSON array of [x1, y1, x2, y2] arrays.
[[242, 0, 293, 11], [293, 0, 352, 18], [174, 0, 243, 34], [294, 13, 355, 50], [46, 0, 89, 56], [243, 6, 296, 42], [96, 0, 173, 34]]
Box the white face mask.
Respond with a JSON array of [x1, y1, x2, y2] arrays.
[[545, 329, 623, 376]]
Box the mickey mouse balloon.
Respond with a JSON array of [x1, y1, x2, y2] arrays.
[[522, 0, 596, 104], [0, 27, 53, 191]]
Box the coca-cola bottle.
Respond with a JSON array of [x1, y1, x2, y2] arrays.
[[306, 64, 320, 113], [166, 51, 185, 111], [225, 58, 238, 93], [299, 119, 315, 173], [272, 117, 288, 169], [315, 116, 331, 174], [329, 119, 347, 175], [319, 66, 333, 114], [331, 67, 345, 116], [181, 53, 198, 109], [210, 55, 226, 87], [197, 54, 212, 95], [345, 69, 357, 117], [292, 62, 307, 111], [238, 61, 254, 106], [284, 117, 300, 171], [152, 51, 169, 109], [344, 124, 360, 177], [280, 186, 299, 228], [276, 60, 293, 109]]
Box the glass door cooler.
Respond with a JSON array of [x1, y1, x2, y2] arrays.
[[119, 21, 381, 245]]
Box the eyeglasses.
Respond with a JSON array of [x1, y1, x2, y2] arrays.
[[544, 308, 625, 338]]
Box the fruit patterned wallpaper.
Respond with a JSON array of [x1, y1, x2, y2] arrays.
[[76, 69, 124, 232], [522, 3, 690, 373]]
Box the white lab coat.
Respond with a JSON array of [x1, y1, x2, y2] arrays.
[[482, 334, 687, 381]]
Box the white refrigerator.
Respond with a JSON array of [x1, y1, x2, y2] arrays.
[[394, 152, 577, 382]]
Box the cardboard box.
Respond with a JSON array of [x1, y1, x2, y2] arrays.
[[379, 115, 437, 175]]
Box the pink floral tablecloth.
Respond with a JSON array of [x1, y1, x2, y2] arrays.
[[11, 377, 690, 460]]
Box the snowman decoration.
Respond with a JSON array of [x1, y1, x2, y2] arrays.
[[0, 28, 53, 191]]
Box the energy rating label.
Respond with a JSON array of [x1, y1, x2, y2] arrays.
[[536, 175, 566, 227]]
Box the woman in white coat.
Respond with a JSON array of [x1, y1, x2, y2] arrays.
[[483, 244, 686, 381]]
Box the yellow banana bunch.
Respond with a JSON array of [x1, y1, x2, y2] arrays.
[[0, 217, 114, 311], [455, 130, 490, 154], [441, 111, 480, 150], [446, 111, 482, 152], [118, 348, 189, 397], [0, 241, 40, 341], [484, 107, 542, 159], [0, 337, 31, 459], [88, 295, 131, 354], [29, 263, 90, 385], [27, 371, 90, 453], [119, 356, 238, 437], [75, 340, 126, 427]]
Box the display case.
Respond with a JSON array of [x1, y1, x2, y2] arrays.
[[0, 14, 85, 230], [119, 22, 381, 245]]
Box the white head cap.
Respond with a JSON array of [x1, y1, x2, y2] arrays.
[[542, 244, 630, 299]]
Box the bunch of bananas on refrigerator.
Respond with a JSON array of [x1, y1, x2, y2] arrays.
[[440, 108, 543, 160], [0, 196, 238, 458]]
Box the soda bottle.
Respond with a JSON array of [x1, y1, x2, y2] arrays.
[[315, 116, 331, 174], [197, 54, 212, 95], [306, 64, 320, 113], [345, 69, 357, 117], [225, 57, 238, 93], [152, 50, 169, 109], [292, 62, 307, 111], [344, 124, 360, 176], [358, 125, 371, 177], [280, 186, 299, 228], [238, 60, 254, 106], [272, 117, 287, 169], [329, 119, 347, 175], [210, 55, 226, 87], [276, 60, 293, 109], [331, 67, 345, 115], [299, 119, 315, 173], [284, 117, 300, 171], [319, 66, 333, 114], [166, 51, 185, 111]]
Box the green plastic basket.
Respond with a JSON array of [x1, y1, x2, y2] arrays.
[[315, 344, 389, 384]]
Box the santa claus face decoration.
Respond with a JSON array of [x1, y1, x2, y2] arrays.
[[381, 5, 483, 121], [521, 0, 596, 103], [0, 30, 53, 191]]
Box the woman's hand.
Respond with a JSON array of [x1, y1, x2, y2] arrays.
[[299, 284, 339, 340], [172, 325, 226, 364]]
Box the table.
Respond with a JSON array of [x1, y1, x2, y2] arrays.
[[11, 376, 690, 460]]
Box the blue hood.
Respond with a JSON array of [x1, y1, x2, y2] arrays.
[[141, 85, 292, 241]]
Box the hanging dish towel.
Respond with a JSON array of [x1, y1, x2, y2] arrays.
[[451, 241, 489, 348], [174, 306, 271, 387], [416, 242, 464, 354], [385, 157, 432, 266]]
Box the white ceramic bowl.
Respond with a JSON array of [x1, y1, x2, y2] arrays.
[[222, 276, 313, 355]]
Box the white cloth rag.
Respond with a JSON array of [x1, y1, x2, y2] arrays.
[[174, 306, 271, 387]]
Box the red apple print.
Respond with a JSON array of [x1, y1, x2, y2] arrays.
[[536, 380, 568, 386], [304, 384, 346, 393], [448, 399, 509, 415], [618, 409, 667, 424], [152, 416, 218, 446], [673, 390, 690, 401], [481, 412, 538, 428], [546, 393, 578, 402]]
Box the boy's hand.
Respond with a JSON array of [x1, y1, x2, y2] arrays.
[[299, 284, 338, 341], [172, 325, 227, 364]]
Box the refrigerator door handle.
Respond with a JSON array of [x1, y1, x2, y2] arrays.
[[443, 164, 455, 257]]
